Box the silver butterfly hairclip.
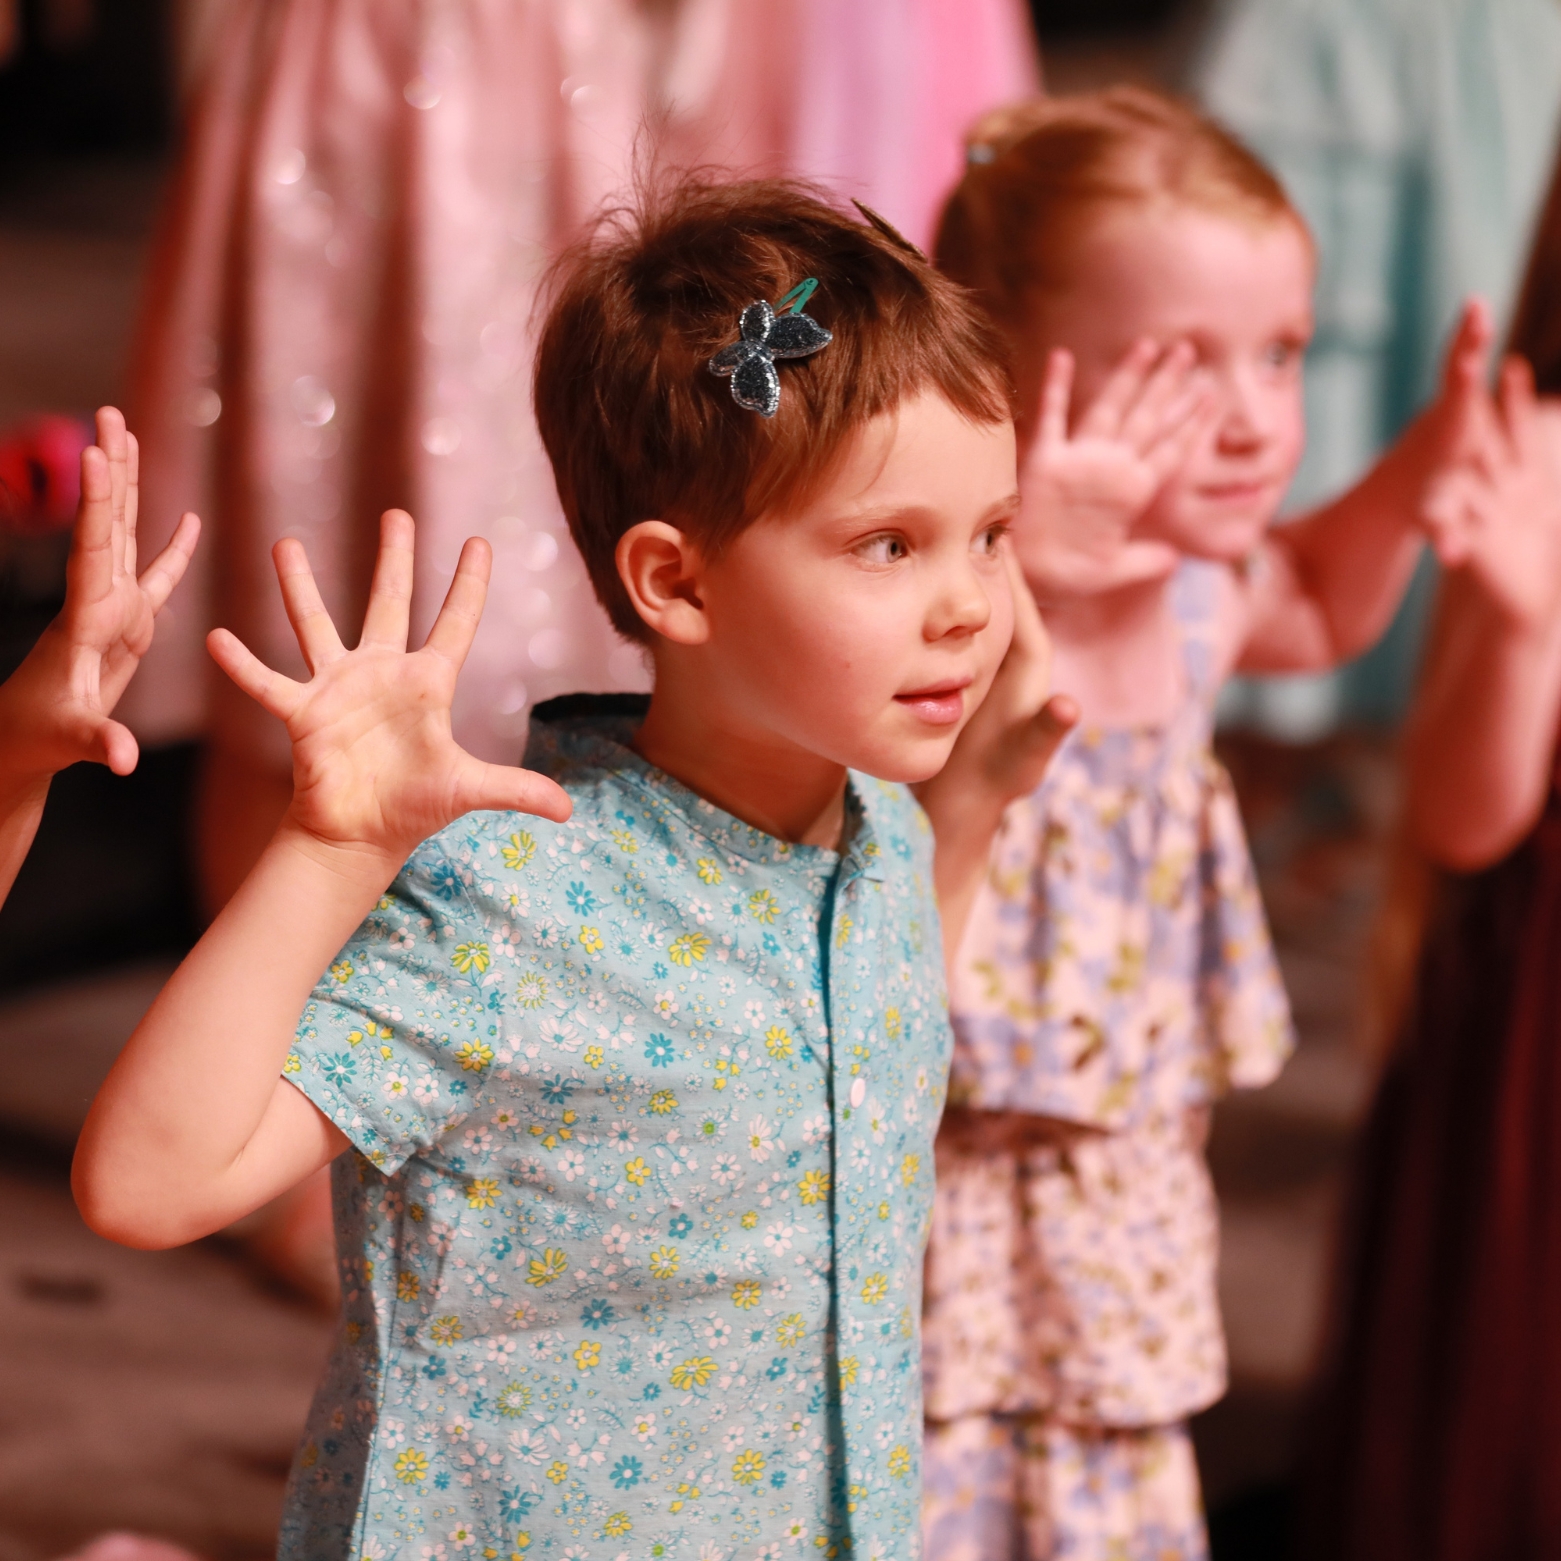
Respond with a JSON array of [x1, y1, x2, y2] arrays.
[[707, 278, 833, 418]]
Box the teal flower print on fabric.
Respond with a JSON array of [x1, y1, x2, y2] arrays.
[[277, 697, 950, 1560]]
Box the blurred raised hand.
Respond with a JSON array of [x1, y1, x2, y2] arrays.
[[208, 509, 571, 872], [0, 407, 198, 903], [0, 407, 199, 784], [1014, 339, 1211, 597], [1422, 355, 1561, 629]]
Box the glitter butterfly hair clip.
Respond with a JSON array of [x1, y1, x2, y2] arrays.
[[707, 278, 833, 418]]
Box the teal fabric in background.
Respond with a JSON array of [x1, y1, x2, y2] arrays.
[[1194, 0, 1561, 738]]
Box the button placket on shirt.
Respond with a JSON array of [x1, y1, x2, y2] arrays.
[[825, 824, 903, 1548]]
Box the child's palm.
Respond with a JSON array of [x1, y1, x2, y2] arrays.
[[1017, 341, 1208, 595], [209, 513, 570, 863], [1030, 430, 1167, 547]]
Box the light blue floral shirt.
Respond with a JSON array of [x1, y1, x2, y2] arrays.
[[279, 696, 950, 1561]]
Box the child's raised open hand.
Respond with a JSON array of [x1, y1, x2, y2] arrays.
[[1422, 355, 1561, 628], [208, 510, 571, 874], [0, 407, 200, 785], [1015, 339, 1210, 598]]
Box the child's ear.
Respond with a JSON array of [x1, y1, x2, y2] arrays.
[[616, 521, 711, 645]]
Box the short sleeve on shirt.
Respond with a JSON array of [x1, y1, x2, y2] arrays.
[[285, 832, 502, 1175]]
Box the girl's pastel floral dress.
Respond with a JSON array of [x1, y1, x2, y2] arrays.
[[921, 564, 1296, 1561], [279, 697, 951, 1561]]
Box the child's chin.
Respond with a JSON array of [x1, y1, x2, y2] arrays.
[[846, 734, 958, 787], [1173, 514, 1271, 563]]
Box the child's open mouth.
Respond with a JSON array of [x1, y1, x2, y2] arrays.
[[895, 679, 971, 725]]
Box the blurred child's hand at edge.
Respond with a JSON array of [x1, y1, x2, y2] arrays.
[[1421, 353, 1561, 631], [0, 407, 199, 902]]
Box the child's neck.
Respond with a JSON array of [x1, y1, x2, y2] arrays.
[[630, 671, 849, 849], [1040, 571, 1186, 730]]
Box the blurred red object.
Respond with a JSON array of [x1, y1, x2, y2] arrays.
[[0, 413, 91, 534]]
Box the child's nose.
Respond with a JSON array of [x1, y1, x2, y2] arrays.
[[928, 560, 994, 640], [1214, 372, 1272, 452]]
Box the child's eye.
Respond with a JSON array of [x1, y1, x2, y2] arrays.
[[857, 533, 908, 564], [1265, 340, 1302, 371], [975, 522, 1010, 557]]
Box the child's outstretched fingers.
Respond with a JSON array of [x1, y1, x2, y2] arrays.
[[358, 509, 417, 650], [423, 535, 494, 670], [1034, 348, 1075, 453], [273, 537, 348, 675], [135, 510, 201, 615], [210, 513, 569, 860], [1436, 297, 1497, 455], [206, 626, 306, 724], [1075, 337, 1161, 440]]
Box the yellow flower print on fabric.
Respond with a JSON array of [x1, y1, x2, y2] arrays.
[[527, 1248, 568, 1286], [451, 941, 490, 974], [900, 1153, 921, 1187], [501, 831, 535, 870], [280, 722, 952, 1548], [668, 931, 710, 966], [670, 1355, 717, 1389], [888, 1443, 912, 1479], [330, 960, 353, 985], [455, 1039, 494, 1072], [496, 1382, 532, 1416], [835, 914, 854, 949], [394, 1448, 428, 1483]]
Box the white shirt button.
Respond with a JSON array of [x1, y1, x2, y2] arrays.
[[849, 1077, 866, 1109]]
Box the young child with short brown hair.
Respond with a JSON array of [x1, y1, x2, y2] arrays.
[[73, 175, 1070, 1560]]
